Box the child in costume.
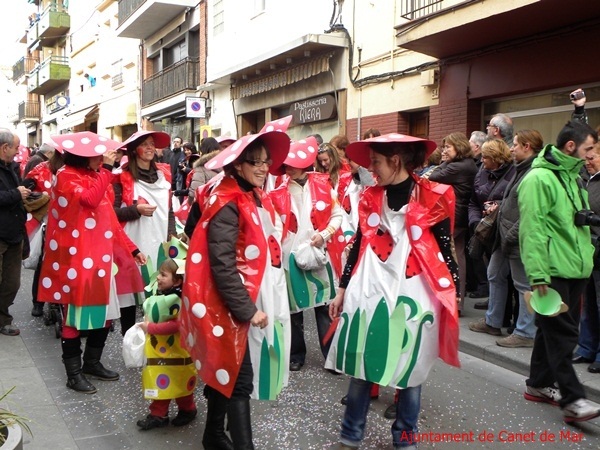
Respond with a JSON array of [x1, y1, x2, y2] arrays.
[[136, 258, 197, 430]]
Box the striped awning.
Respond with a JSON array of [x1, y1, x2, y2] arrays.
[[230, 54, 331, 100]]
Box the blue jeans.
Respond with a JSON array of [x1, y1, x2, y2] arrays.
[[575, 271, 600, 362], [340, 378, 421, 449], [485, 249, 536, 338]]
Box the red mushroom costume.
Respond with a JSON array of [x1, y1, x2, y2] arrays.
[[268, 137, 346, 312], [179, 122, 292, 400], [38, 132, 141, 329], [324, 133, 460, 387]]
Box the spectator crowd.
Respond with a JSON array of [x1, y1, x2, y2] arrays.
[[1, 88, 599, 449]]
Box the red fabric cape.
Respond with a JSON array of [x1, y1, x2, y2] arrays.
[[180, 176, 271, 398], [356, 175, 460, 367]]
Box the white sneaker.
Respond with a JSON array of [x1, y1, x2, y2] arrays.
[[561, 398, 600, 423], [524, 385, 561, 406]]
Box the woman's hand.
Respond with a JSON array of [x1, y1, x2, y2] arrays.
[[103, 149, 117, 166], [134, 252, 147, 265], [311, 233, 325, 248], [483, 201, 498, 216], [329, 288, 345, 320], [137, 203, 157, 217], [250, 310, 268, 329]]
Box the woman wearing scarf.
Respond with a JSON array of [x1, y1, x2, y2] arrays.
[[326, 134, 460, 450], [179, 124, 291, 450], [112, 130, 175, 334]]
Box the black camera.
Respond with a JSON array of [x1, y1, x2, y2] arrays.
[[570, 90, 585, 100], [574, 210, 600, 227]]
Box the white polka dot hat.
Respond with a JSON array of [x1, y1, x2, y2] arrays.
[[205, 115, 292, 175], [271, 136, 319, 175], [119, 130, 171, 151], [50, 131, 123, 157], [346, 133, 437, 169]]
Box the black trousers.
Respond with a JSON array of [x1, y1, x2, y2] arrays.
[[527, 277, 587, 406], [290, 305, 331, 365]]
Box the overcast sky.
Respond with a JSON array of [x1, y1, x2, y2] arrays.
[[0, 2, 36, 68]]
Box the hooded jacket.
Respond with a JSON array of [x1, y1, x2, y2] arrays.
[[496, 155, 535, 258], [517, 145, 594, 285]]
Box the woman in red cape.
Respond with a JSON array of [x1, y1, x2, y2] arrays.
[[327, 133, 460, 450], [179, 124, 291, 450], [38, 132, 146, 395]]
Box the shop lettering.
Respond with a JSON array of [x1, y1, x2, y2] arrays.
[[290, 95, 336, 124]]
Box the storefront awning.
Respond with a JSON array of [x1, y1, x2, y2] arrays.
[[101, 102, 137, 128], [231, 53, 331, 100], [58, 105, 98, 131]]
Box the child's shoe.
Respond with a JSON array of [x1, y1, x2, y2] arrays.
[[136, 414, 169, 430], [171, 409, 197, 426]]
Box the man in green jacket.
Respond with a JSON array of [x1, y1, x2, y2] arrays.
[[518, 120, 599, 423]]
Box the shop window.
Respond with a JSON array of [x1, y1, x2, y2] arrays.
[[483, 86, 600, 145]]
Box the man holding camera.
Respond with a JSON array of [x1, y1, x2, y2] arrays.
[[518, 119, 599, 422]]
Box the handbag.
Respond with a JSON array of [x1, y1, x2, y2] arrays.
[[467, 234, 485, 260], [122, 325, 146, 368], [474, 207, 499, 243]]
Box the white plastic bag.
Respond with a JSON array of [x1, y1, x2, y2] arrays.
[[23, 222, 45, 270], [294, 241, 327, 270], [122, 325, 146, 368]]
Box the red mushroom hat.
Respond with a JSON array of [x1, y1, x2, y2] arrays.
[[258, 115, 292, 134], [205, 115, 293, 175], [271, 136, 319, 175], [346, 133, 437, 169], [51, 131, 123, 157], [119, 130, 171, 150]]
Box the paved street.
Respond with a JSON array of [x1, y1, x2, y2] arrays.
[[2, 269, 600, 449]]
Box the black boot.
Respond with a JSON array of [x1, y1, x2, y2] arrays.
[[82, 345, 119, 381], [202, 388, 234, 450], [62, 337, 96, 393], [63, 356, 97, 394], [227, 398, 254, 450]]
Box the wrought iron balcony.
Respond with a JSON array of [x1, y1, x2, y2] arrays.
[[142, 57, 199, 106], [18, 101, 41, 122], [12, 57, 39, 82], [27, 56, 71, 95], [401, 0, 444, 20]]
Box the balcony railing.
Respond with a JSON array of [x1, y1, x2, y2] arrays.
[[28, 55, 71, 94], [18, 101, 41, 122], [142, 57, 199, 106], [28, 1, 70, 48], [12, 57, 39, 81], [118, 0, 146, 26], [401, 0, 444, 20]]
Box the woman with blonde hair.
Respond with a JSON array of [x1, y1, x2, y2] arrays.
[[316, 142, 345, 188]]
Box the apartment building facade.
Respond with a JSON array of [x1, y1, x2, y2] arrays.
[[204, 0, 599, 145], [116, 0, 202, 145]]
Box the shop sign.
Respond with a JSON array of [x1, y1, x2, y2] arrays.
[[290, 94, 336, 124]]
